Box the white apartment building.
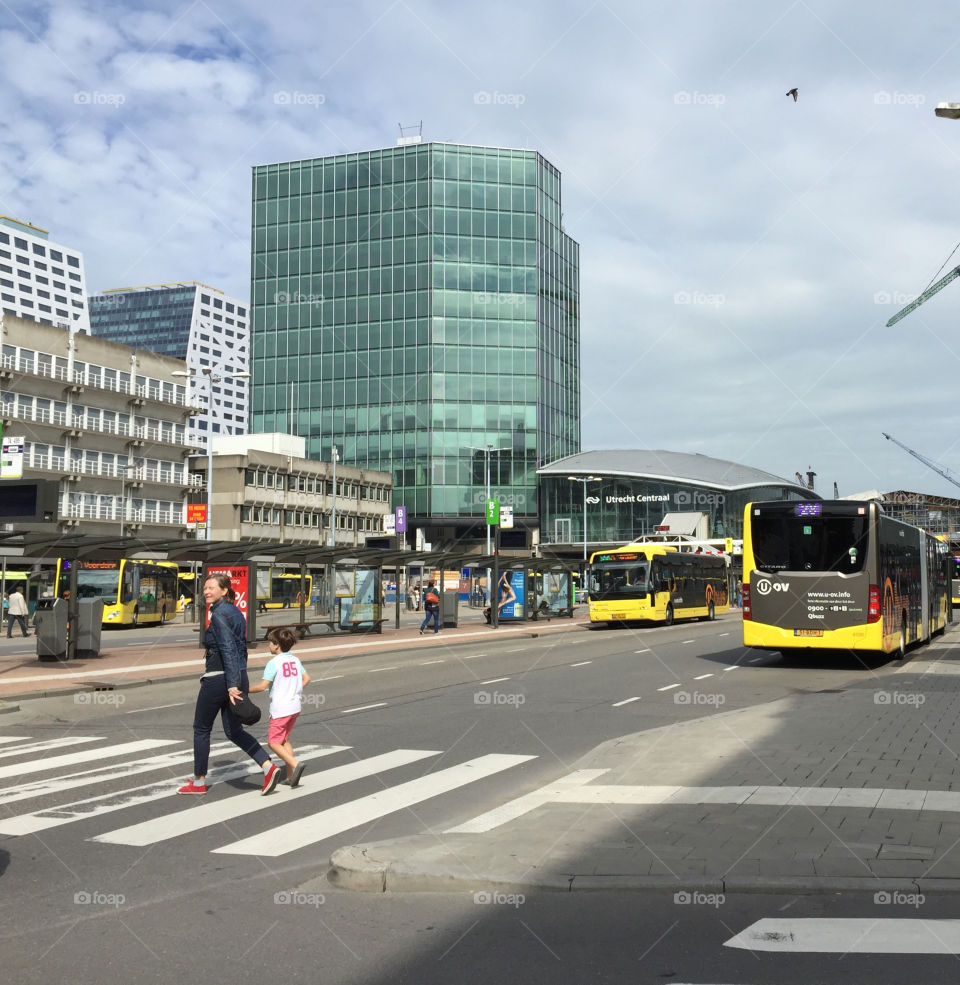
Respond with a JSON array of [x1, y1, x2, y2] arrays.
[[88, 282, 249, 451], [0, 217, 91, 333]]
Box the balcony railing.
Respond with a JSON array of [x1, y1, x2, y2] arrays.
[[0, 400, 188, 447]]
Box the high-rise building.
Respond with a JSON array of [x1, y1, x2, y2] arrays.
[[88, 282, 250, 450], [0, 217, 91, 333], [250, 141, 580, 545]]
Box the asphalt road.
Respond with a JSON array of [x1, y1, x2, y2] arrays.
[[1, 613, 940, 984]]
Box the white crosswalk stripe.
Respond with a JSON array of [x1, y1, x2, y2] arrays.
[[93, 749, 444, 847], [1, 739, 180, 780], [0, 736, 102, 759]]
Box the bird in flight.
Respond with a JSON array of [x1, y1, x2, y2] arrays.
[[786, 88, 798, 101]]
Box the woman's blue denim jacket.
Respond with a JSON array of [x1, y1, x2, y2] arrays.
[[203, 599, 247, 690]]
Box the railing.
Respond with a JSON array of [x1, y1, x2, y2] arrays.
[[0, 400, 187, 445]]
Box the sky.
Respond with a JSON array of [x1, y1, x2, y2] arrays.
[[2, 0, 960, 498]]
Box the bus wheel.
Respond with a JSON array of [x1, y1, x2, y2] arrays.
[[131, 606, 139, 628], [706, 602, 716, 622], [897, 624, 906, 659], [664, 604, 674, 627]]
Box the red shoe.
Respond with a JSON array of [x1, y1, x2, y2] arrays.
[[177, 780, 206, 795], [261, 763, 281, 795]]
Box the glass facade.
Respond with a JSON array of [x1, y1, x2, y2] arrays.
[[541, 476, 819, 548], [90, 285, 197, 358], [250, 142, 580, 529]]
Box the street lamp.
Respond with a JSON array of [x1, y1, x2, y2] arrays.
[[328, 444, 339, 547], [567, 475, 602, 564], [173, 367, 250, 540], [468, 444, 510, 555]]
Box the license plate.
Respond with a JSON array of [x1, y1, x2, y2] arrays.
[[794, 629, 823, 637], [612, 612, 627, 620]]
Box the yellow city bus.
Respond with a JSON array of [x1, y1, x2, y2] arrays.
[[256, 570, 313, 610], [587, 544, 730, 625], [56, 558, 179, 627], [742, 500, 948, 658]]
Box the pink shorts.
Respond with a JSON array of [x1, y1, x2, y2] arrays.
[[268, 713, 299, 745]]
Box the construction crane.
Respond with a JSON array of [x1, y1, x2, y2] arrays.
[[882, 432, 960, 492], [886, 265, 960, 327]]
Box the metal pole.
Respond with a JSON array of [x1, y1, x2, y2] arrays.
[[120, 469, 125, 539], [207, 373, 214, 542], [331, 445, 338, 548]]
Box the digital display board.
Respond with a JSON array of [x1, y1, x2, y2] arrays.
[[795, 503, 822, 517]]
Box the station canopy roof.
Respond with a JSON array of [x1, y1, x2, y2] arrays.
[[539, 449, 810, 493]]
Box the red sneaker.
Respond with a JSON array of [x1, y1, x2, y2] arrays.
[[261, 763, 281, 795], [177, 780, 206, 795]]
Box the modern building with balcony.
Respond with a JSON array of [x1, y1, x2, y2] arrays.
[[188, 432, 392, 544], [250, 140, 580, 549], [0, 217, 91, 333], [88, 282, 249, 451], [0, 314, 199, 536]]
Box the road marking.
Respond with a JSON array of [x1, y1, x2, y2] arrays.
[[94, 749, 442, 847], [634, 649, 650, 654], [693, 673, 714, 680], [0, 745, 346, 836], [215, 753, 536, 856], [480, 677, 510, 685], [318, 674, 344, 681], [718, 633, 730, 637], [724, 918, 960, 954], [570, 661, 592, 667], [0, 736, 102, 759], [612, 697, 641, 707], [124, 703, 188, 714], [657, 683, 681, 691], [340, 702, 388, 714], [749, 657, 764, 663], [681, 640, 695, 644], [0, 739, 180, 781], [367, 667, 397, 673], [724, 665, 740, 671], [0, 736, 31, 746], [420, 659, 445, 665]]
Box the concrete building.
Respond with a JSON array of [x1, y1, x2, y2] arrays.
[[0, 314, 199, 536], [88, 282, 250, 451], [249, 140, 580, 548], [189, 433, 392, 545], [0, 217, 91, 333]]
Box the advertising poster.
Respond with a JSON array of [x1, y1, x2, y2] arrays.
[[498, 570, 525, 620], [203, 564, 252, 638]]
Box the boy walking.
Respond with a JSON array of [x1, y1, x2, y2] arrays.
[[249, 628, 311, 787]]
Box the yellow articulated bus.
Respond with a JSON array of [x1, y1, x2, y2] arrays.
[[742, 500, 948, 658], [256, 570, 313, 610], [587, 544, 730, 626], [56, 558, 179, 626]]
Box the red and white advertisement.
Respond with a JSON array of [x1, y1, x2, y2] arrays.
[[203, 564, 252, 635]]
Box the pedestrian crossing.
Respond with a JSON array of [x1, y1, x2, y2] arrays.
[[0, 733, 535, 857]]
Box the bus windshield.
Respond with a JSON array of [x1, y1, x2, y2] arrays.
[[590, 561, 649, 597], [750, 515, 868, 573], [71, 568, 120, 603]]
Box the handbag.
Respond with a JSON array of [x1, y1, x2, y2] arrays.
[[231, 693, 262, 726]]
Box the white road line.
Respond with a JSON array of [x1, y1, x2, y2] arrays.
[[317, 674, 344, 681], [0, 741, 234, 806], [724, 918, 960, 954], [724, 665, 740, 671], [612, 697, 641, 707], [420, 660, 445, 665], [657, 683, 681, 692], [0, 736, 102, 759], [94, 749, 442, 847], [693, 673, 714, 680], [634, 649, 651, 654], [718, 633, 730, 637], [570, 661, 592, 667], [214, 753, 536, 856], [0, 736, 31, 746], [367, 667, 397, 673], [340, 702, 388, 714], [481, 677, 510, 685], [0, 745, 347, 836], [124, 703, 188, 714], [749, 657, 764, 663], [681, 640, 695, 644], [0, 739, 180, 781]]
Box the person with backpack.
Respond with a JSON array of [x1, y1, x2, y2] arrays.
[[419, 580, 441, 635]]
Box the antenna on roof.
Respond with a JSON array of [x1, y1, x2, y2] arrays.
[[397, 121, 423, 146]]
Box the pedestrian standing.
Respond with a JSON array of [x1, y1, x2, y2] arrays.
[[419, 581, 441, 635], [6, 586, 29, 638], [177, 573, 281, 796], [249, 628, 311, 787]]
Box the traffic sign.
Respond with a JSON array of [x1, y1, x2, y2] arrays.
[[486, 498, 500, 525]]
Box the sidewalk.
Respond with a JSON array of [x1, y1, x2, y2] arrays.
[[329, 626, 960, 895], [0, 605, 589, 705]]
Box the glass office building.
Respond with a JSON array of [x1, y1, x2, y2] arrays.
[[250, 141, 580, 541]]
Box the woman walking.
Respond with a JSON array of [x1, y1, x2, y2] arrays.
[[177, 572, 281, 796]]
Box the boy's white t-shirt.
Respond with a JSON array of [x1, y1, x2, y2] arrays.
[[261, 653, 306, 718]]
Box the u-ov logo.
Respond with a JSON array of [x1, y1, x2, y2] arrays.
[[756, 579, 789, 595]]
